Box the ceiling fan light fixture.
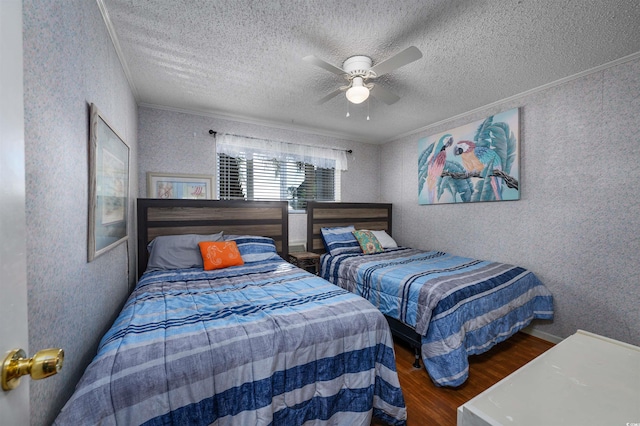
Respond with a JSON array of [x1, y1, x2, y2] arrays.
[[305, 47, 422, 105], [346, 77, 369, 104]]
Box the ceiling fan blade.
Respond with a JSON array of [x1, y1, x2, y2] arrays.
[[370, 46, 422, 77], [369, 84, 401, 105], [303, 55, 346, 76], [316, 88, 343, 104]]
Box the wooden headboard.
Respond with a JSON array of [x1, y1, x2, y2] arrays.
[[306, 202, 392, 254], [137, 199, 289, 278]]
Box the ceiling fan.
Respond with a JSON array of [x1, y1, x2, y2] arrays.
[[303, 46, 422, 105]]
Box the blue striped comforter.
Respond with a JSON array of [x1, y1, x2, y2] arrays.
[[321, 248, 554, 387], [55, 259, 407, 425]]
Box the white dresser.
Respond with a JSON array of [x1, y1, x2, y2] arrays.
[[457, 330, 640, 426]]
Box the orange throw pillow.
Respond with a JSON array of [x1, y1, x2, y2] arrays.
[[198, 241, 244, 270]]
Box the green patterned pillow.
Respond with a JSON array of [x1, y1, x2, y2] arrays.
[[352, 230, 384, 254]]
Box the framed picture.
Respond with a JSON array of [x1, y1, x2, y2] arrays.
[[88, 103, 130, 261], [147, 172, 213, 199], [418, 108, 520, 205]]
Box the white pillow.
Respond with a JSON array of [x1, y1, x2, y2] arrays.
[[371, 230, 398, 248]]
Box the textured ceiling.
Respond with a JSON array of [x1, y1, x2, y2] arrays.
[[100, 0, 640, 143]]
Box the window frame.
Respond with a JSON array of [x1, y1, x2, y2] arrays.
[[217, 150, 341, 212]]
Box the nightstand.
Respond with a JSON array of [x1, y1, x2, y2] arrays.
[[288, 251, 321, 275]]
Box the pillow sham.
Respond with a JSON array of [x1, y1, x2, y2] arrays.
[[320, 225, 362, 255], [352, 230, 384, 254], [371, 231, 398, 248], [198, 241, 244, 270], [146, 232, 224, 272], [371, 230, 398, 248], [223, 235, 280, 262]]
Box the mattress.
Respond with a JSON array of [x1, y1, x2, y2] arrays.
[[54, 258, 407, 425], [321, 247, 554, 387]]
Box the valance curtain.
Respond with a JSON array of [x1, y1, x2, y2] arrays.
[[216, 133, 348, 171]]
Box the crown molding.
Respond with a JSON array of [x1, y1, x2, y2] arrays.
[[388, 50, 640, 144], [137, 102, 373, 143], [96, 0, 140, 100]]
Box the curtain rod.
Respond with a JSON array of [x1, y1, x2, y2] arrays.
[[208, 130, 353, 154]]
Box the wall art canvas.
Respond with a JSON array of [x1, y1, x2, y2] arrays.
[[88, 103, 130, 261], [418, 108, 520, 205]]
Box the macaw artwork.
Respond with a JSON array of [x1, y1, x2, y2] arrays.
[[418, 108, 520, 204]]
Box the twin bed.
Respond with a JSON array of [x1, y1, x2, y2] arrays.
[[306, 202, 554, 387], [55, 199, 407, 426], [55, 199, 553, 425]]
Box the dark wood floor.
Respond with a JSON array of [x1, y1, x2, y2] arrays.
[[374, 332, 555, 425]]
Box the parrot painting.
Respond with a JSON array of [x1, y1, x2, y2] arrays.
[[418, 109, 519, 205], [424, 134, 453, 203], [453, 140, 503, 200]]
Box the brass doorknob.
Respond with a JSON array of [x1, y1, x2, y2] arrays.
[[1, 348, 64, 391]]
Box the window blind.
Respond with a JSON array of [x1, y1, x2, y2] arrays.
[[216, 135, 343, 211]]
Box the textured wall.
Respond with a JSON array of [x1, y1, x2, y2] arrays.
[[381, 57, 640, 346], [138, 106, 381, 243], [22, 1, 138, 424]]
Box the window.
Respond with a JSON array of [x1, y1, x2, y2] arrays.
[[216, 134, 347, 211], [217, 153, 340, 210]]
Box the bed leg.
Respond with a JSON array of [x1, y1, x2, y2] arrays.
[[412, 347, 421, 368]]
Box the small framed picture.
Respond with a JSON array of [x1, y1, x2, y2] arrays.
[[147, 172, 213, 199]]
